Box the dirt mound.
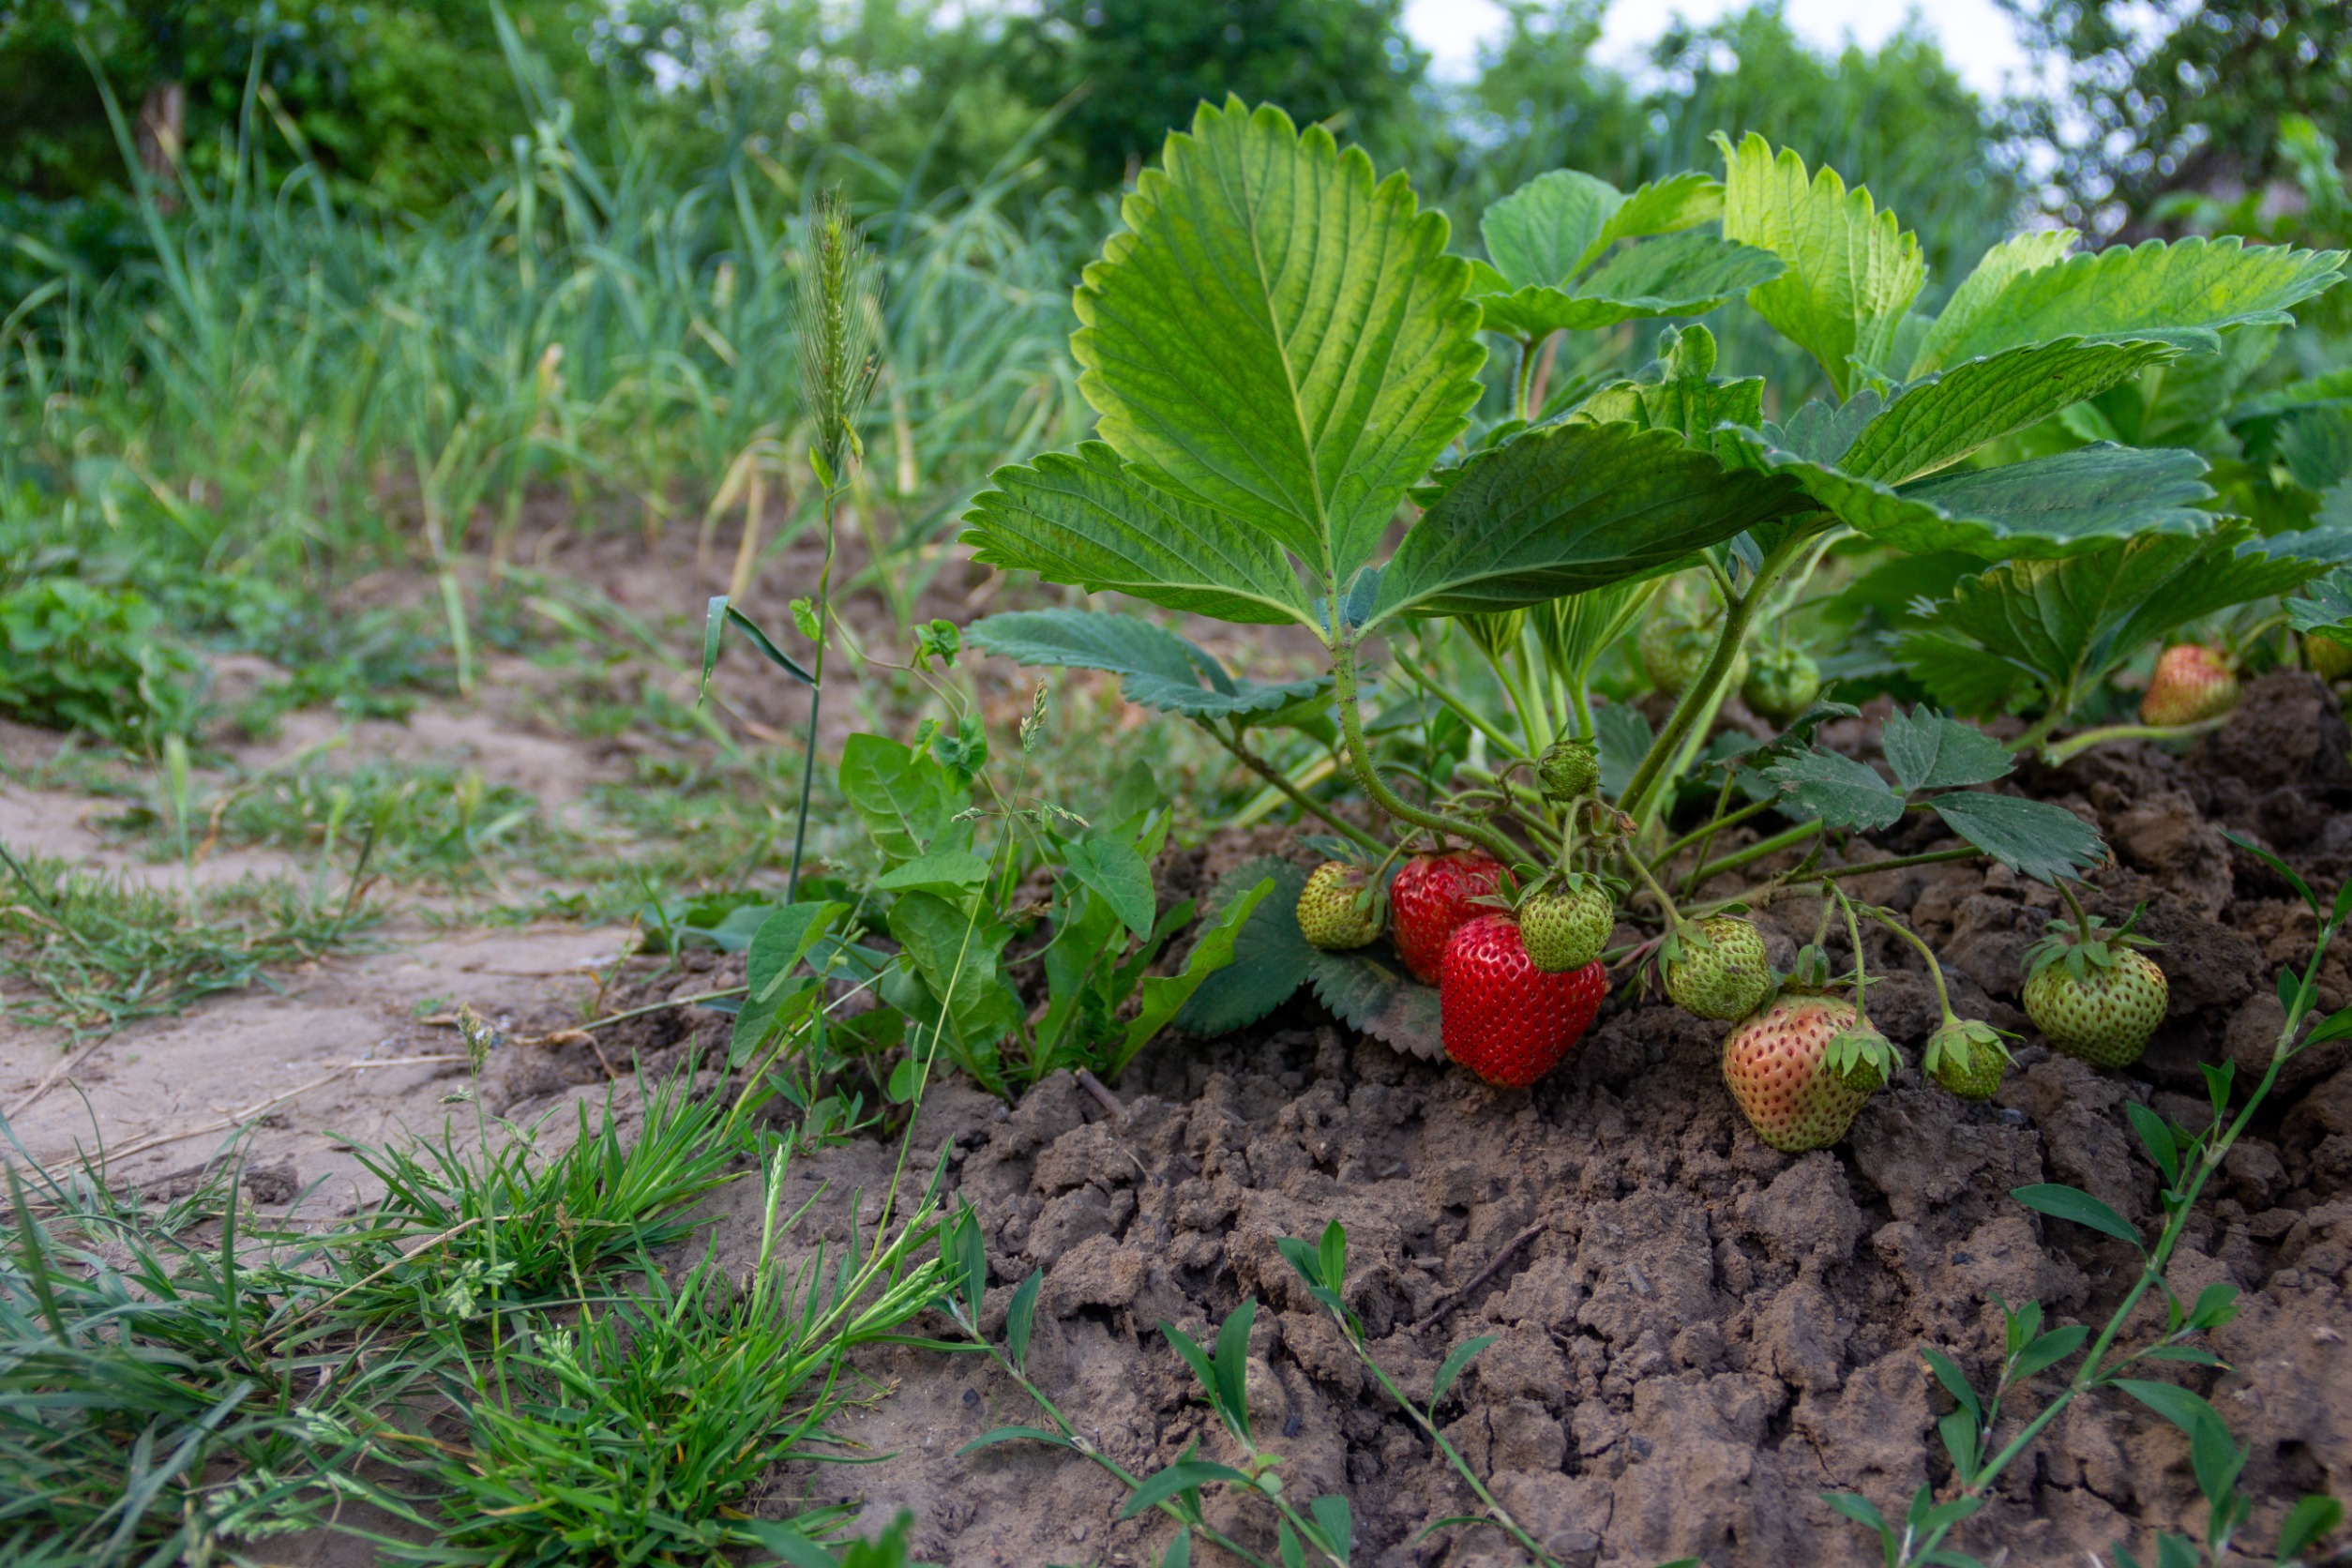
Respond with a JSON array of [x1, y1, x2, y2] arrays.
[[693, 675, 2352, 1567]]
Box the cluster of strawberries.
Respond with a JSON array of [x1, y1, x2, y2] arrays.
[[1295, 739, 2173, 1153]]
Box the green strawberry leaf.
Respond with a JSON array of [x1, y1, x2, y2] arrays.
[[1718, 430, 2218, 560], [1074, 98, 1485, 591], [963, 445, 1318, 627], [1567, 325, 1765, 438], [966, 609, 1327, 723], [1756, 746, 1905, 831], [1910, 233, 2347, 377], [1174, 857, 1314, 1035], [1716, 132, 1924, 397], [1366, 421, 1803, 625], [1834, 339, 2182, 486], [1880, 708, 2013, 792], [2286, 565, 2352, 641], [1470, 171, 1776, 339], [1895, 527, 2325, 719], [1931, 793, 2108, 885], [1481, 169, 1624, 290], [1305, 945, 1443, 1061]]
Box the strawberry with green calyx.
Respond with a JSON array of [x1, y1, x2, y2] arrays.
[[1721, 994, 1888, 1152], [1537, 735, 1601, 802], [1296, 860, 1387, 951], [1392, 849, 1508, 985], [1852, 897, 2016, 1101], [1518, 871, 1619, 972], [1741, 645, 1822, 725], [2307, 632, 2352, 683], [2023, 885, 2167, 1069], [1622, 851, 1774, 1020], [2139, 643, 2239, 728], [1440, 913, 1607, 1087], [1923, 1017, 2014, 1100], [1662, 915, 1775, 1020]]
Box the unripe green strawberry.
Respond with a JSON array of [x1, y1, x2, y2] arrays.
[[1721, 994, 1889, 1152], [1519, 875, 1615, 972], [1296, 861, 1384, 951], [1664, 915, 1774, 1020], [2022, 908, 2167, 1068], [2024, 949, 2167, 1068], [1537, 737, 1601, 801], [2308, 632, 2352, 682], [1742, 646, 1822, 724], [2139, 644, 2238, 727], [1923, 1016, 2012, 1100], [1638, 597, 1748, 697]]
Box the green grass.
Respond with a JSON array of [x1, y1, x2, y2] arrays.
[[0, 846, 374, 1038], [0, 1060, 950, 1565]]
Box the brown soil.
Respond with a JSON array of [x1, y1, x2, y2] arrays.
[[8, 595, 2350, 1563], [692, 671, 2350, 1568]]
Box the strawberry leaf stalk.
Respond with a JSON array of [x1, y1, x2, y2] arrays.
[[2023, 883, 2168, 1068]]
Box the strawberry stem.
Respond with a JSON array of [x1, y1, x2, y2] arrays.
[[1332, 639, 1523, 868], [1860, 901, 1957, 1023], [2057, 878, 2095, 945], [1833, 886, 1872, 1018], [2039, 716, 2228, 766]]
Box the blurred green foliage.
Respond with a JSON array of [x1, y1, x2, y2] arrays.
[[1002, 0, 1426, 188], [2000, 0, 2352, 234]]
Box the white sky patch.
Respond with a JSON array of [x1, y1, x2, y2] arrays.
[[1404, 0, 2045, 100]]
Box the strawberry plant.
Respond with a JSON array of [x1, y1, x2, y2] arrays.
[[952, 98, 2347, 1123]]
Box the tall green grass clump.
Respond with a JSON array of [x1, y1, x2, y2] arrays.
[[0, 25, 1094, 687]]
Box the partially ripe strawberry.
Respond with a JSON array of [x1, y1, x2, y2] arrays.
[[1391, 851, 1506, 985], [1721, 994, 1888, 1152], [1296, 861, 1384, 951], [1439, 914, 1606, 1088], [1537, 736, 1601, 801], [2308, 632, 2352, 682], [1663, 915, 1774, 1020], [1519, 874, 1614, 972], [2140, 644, 2239, 727], [1741, 646, 1822, 725], [1923, 1016, 2012, 1100]]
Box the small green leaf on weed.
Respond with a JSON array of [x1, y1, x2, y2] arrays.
[[1006, 1269, 1043, 1367], [1431, 1334, 1499, 1407], [1120, 1461, 1253, 1519], [2012, 1184, 2144, 1247]]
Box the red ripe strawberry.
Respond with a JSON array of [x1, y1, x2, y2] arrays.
[[1391, 851, 1506, 984], [1439, 914, 1606, 1088], [2139, 644, 2239, 727]]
